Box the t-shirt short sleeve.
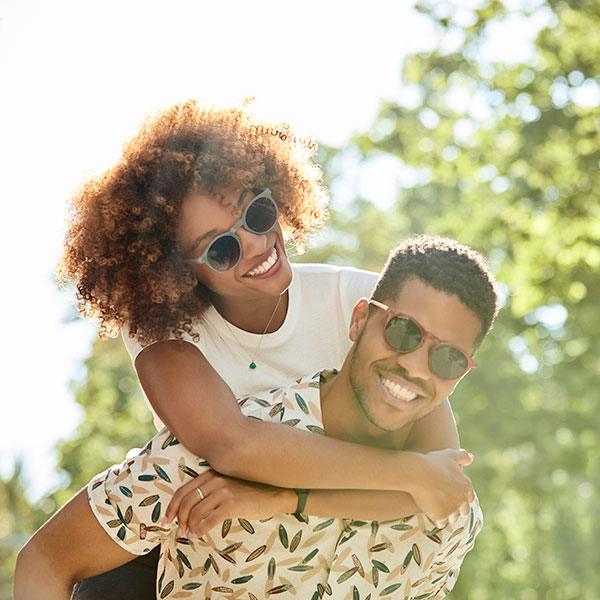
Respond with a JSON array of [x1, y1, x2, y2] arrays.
[[88, 465, 157, 557], [336, 267, 379, 324], [120, 325, 146, 364], [87, 428, 211, 556], [120, 323, 200, 365]]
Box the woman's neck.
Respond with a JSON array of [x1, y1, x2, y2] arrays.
[[212, 292, 288, 334]]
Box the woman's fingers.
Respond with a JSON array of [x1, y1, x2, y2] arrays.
[[176, 477, 224, 535], [164, 470, 216, 527], [187, 490, 227, 537]]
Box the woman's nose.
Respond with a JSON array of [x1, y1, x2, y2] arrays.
[[237, 226, 269, 260]]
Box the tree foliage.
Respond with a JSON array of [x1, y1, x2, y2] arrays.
[[300, 1, 599, 598], [50, 337, 155, 507], [0, 462, 46, 598]]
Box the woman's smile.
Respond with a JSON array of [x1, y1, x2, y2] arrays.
[[243, 245, 281, 278]]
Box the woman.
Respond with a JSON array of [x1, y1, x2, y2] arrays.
[[52, 100, 470, 598]]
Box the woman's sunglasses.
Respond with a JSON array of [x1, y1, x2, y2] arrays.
[[369, 299, 477, 380], [184, 188, 279, 272]]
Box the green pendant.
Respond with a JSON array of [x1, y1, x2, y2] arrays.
[[249, 362, 257, 370]]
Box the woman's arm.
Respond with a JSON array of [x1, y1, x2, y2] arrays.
[[168, 473, 421, 536], [14, 489, 137, 600], [304, 489, 420, 522], [167, 450, 474, 534], [404, 398, 460, 452], [136, 340, 424, 493]]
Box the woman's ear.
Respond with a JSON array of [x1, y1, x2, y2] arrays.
[[349, 298, 370, 342]]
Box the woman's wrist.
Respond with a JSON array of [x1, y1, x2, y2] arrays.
[[277, 487, 298, 514], [391, 450, 424, 494]]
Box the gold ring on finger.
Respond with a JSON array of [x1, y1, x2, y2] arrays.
[[197, 488, 205, 500]]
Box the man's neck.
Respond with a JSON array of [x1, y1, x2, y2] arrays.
[[319, 370, 413, 450]]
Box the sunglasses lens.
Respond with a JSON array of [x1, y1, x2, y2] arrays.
[[431, 346, 469, 379], [385, 316, 422, 351], [246, 195, 278, 233], [206, 235, 241, 271]]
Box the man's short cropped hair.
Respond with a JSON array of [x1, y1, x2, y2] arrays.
[[371, 235, 499, 346]]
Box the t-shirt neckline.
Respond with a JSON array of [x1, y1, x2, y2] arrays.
[[202, 266, 300, 348]]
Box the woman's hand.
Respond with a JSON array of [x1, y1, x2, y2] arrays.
[[163, 470, 296, 538], [404, 448, 475, 529]]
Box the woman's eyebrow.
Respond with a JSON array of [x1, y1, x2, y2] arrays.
[[189, 190, 250, 254], [237, 189, 250, 208], [191, 228, 219, 254]]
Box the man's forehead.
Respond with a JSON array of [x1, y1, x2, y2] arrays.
[[381, 277, 441, 306], [381, 277, 482, 351]]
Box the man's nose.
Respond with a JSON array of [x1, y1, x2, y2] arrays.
[[395, 342, 432, 380]]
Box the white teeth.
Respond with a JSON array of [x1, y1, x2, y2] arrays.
[[380, 376, 418, 402], [246, 247, 278, 276]]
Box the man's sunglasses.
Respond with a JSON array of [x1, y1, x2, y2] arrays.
[[184, 188, 279, 272], [369, 299, 477, 380]]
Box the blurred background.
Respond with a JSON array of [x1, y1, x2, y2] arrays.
[[1, 0, 598, 598]]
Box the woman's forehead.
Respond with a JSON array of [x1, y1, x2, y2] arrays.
[[178, 188, 247, 250]]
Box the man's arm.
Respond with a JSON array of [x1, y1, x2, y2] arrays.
[[14, 488, 137, 600]]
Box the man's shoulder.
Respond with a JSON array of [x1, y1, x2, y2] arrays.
[[238, 371, 326, 431]]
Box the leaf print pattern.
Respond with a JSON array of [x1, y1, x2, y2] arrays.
[[88, 370, 482, 599]]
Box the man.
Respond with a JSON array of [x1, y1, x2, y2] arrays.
[[15, 235, 498, 599]]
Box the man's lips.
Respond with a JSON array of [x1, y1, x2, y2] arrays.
[[377, 370, 425, 402]]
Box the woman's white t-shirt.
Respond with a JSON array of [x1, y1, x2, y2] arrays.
[[122, 263, 378, 428]]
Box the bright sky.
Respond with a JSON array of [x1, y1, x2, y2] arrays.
[[0, 0, 546, 502]]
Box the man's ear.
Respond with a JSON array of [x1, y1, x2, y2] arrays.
[[349, 297, 370, 342]]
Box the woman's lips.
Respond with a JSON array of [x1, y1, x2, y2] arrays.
[[244, 245, 280, 278]]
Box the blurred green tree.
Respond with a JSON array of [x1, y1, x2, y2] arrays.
[[50, 337, 155, 508], [0, 461, 46, 598], [299, 1, 600, 598]]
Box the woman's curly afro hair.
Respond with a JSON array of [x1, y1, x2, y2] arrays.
[[56, 100, 328, 345]]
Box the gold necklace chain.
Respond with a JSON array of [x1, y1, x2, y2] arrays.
[[222, 294, 283, 370]]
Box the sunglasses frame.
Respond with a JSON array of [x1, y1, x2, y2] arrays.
[[368, 299, 477, 380], [184, 188, 278, 272]]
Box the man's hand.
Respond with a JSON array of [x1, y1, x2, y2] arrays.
[[163, 470, 296, 538], [404, 449, 475, 529]]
